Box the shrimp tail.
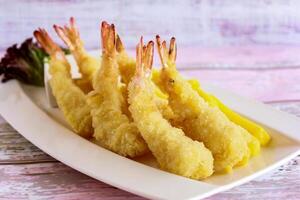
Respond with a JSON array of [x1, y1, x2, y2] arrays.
[[143, 41, 154, 74], [136, 37, 154, 78], [101, 21, 116, 57], [116, 34, 125, 53], [156, 35, 177, 68], [53, 17, 82, 51], [156, 35, 166, 67], [135, 36, 143, 78], [169, 37, 177, 62], [34, 28, 65, 61]]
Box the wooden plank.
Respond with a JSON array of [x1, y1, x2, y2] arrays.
[[270, 100, 300, 117], [0, 131, 54, 164], [180, 68, 300, 102], [0, 162, 144, 200], [2, 0, 300, 71], [0, 120, 14, 133], [0, 155, 298, 200], [175, 46, 300, 70], [4, 0, 300, 69], [3, 0, 300, 51]]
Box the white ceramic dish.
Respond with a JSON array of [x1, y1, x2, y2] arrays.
[[0, 55, 299, 199]]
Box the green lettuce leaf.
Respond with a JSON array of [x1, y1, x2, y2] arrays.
[[0, 38, 69, 87]]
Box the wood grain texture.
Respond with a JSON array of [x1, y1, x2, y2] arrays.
[[3, 0, 300, 68], [181, 68, 300, 102], [2, 0, 300, 48], [0, 131, 54, 164], [0, 162, 144, 200], [0, 101, 299, 200], [0, 156, 298, 200], [175, 46, 300, 69]]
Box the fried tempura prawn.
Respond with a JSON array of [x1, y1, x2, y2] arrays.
[[156, 36, 251, 172], [54, 17, 100, 93], [34, 29, 92, 138], [186, 80, 260, 158], [188, 79, 270, 146], [87, 22, 148, 157], [128, 37, 213, 179], [153, 64, 260, 160], [116, 35, 174, 120]]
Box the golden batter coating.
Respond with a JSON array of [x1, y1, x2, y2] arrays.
[[87, 22, 148, 157], [128, 37, 213, 179], [34, 28, 92, 138], [156, 36, 251, 172]]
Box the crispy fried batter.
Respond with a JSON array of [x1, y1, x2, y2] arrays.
[[87, 22, 148, 157], [156, 35, 251, 172], [34, 29, 92, 138], [128, 37, 213, 179]]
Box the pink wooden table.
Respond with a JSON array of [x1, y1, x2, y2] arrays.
[[1, 1, 300, 199]]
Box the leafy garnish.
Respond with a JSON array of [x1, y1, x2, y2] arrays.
[[0, 38, 47, 86], [0, 38, 69, 87]]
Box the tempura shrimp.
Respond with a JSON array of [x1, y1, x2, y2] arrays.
[[54, 17, 100, 93], [128, 37, 213, 179], [34, 29, 93, 138], [156, 36, 251, 172], [87, 22, 148, 157], [54, 19, 139, 92], [116, 35, 174, 120]]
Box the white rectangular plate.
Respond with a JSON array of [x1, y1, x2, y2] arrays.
[[0, 71, 299, 199]]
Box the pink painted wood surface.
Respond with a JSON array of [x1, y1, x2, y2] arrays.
[[0, 156, 299, 200], [2, 0, 300, 50], [175, 46, 300, 69], [181, 68, 300, 102], [3, 0, 300, 68]]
